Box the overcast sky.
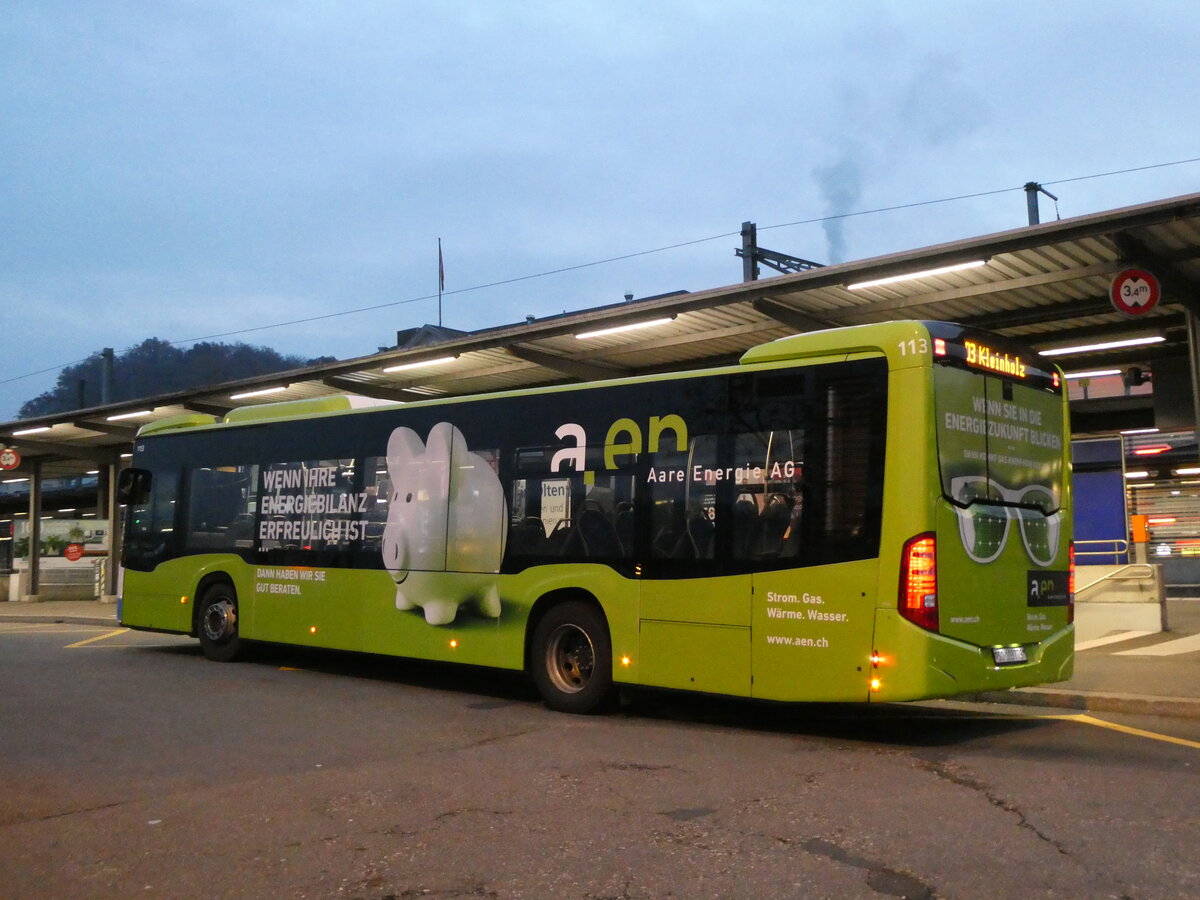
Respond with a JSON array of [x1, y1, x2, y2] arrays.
[[2, 1, 1199, 419]]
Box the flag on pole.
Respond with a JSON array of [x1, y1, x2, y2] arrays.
[[437, 238, 444, 326]]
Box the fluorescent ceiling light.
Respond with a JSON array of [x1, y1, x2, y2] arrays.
[[230, 386, 287, 400], [1064, 369, 1121, 380], [1120, 428, 1160, 435], [1040, 336, 1165, 357], [1174, 467, 1200, 476], [11, 426, 51, 436], [383, 356, 457, 374], [106, 410, 153, 422], [3, 477, 29, 484], [1125, 471, 1150, 479], [576, 318, 674, 340], [846, 259, 987, 291]]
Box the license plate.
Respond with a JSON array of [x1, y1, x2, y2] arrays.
[[993, 646, 1027, 665]]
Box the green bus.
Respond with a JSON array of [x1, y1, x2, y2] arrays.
[[117, 320, 1073, 713]]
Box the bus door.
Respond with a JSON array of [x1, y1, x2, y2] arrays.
[[637, 433, 754, 697], [741, 419, 881, 703]]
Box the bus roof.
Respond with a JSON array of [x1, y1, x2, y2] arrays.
[[135, 320, 1048, 438]]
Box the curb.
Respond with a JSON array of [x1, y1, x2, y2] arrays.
[[0, 615, 119, 627], [969, 687, 1200, 720]]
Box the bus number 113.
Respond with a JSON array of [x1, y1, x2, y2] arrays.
[[897, 338, 929, 356]]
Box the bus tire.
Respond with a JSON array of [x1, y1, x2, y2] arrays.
[[531, 600, 613, 714], [197, 582, 242, 662]]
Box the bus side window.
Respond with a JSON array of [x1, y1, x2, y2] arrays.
[[360, 456, 391, 556], [820, 374, 884, 558], [257, 458, 360, 566], [506, 447, 635, 563], [649, 435, 717, 560], [184, 465, 259, 553], [123, 470, 179, 572], [116, 468, 152, 505], [725, 429, 807, 563]]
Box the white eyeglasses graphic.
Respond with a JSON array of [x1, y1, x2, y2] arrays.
[[948, 476, 1061, 567]]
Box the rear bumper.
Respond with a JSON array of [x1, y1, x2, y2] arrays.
[[870, 609, 1074, 702]]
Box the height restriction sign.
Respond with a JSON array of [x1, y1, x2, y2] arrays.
[[0, 448, 19, 470], [1110, 268, 1160, 317]]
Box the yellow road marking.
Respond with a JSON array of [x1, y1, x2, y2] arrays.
[[1048, 712, 1200, 751], [65, 628, 130, 648], [0, 623, 104, 634], [921, 701, 1200, 751]]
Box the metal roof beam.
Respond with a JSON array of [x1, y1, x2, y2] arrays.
[[1027, 314, 1185, 348], [184, 400, 234, 417], [961, 297, 1116, 330], [68, 420, 139, 437], [595, 320, 783, 361], [751, 298, 835, 333], [0, 434, 123, 465], [830, 262, 1122, 320], [504, 345, 626, 381], [1053, 343, 1184, 371], [321, 376, 427, 402]]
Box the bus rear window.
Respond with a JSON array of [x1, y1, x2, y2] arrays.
[[934, 365, 1065, 512]]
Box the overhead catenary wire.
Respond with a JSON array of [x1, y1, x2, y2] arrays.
[[4, 155, 1200, 392], [150, 154, 1200, 346]]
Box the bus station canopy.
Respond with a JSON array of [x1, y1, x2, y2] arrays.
[[5, 189, 1200, 477]]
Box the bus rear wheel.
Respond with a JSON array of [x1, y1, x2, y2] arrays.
[[531, 601, 613, 714], [198, 583, 242, 662]]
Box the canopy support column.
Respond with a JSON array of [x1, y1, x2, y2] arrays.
[[101, 457, 121, 603], [23, 460, 42, 602]]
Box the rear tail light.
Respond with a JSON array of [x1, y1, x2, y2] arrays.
[[1068, 542, 1075, 624], [899, 533, 938, 632]]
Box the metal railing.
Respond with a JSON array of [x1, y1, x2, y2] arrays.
[[1074, 562, 1158, 599], [1075, 538, 1129, 562]]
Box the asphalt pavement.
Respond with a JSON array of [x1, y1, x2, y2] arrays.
[[3, 596, 1198, 719]]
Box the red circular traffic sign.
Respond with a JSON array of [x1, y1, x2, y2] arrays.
[[0, 448, 19, 470], [63, 543, 85, 562], [1110, 268, 1160, 317]]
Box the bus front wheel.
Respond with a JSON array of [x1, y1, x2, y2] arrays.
[[531, 601, 613, 714], [198, 583, 242, 662]]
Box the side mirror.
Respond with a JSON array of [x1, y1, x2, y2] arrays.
[[117, 468, 152, 505]]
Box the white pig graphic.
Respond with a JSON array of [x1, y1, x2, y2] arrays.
[[381, 422, 507, 625]]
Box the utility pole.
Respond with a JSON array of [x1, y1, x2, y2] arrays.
[[735, 221, 824, 281], [740, 222, 760, 282], [1024, 182, 1059, 226], [101, 348, 114, 404]]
